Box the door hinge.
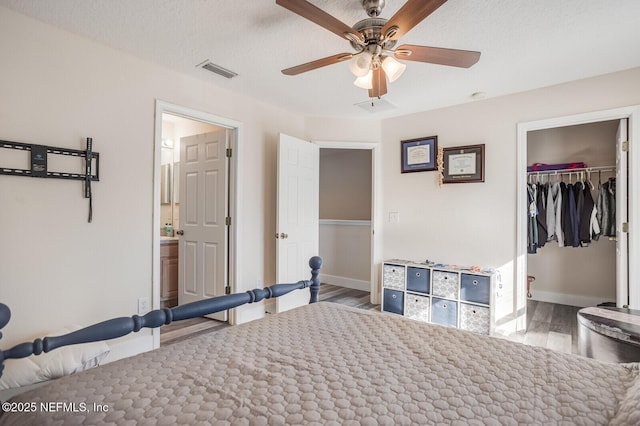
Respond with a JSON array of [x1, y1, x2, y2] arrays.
[[622, 222, 629, 233], [226, 216, 231, 226], [226, 148, 232, 158], [622, 141, 629, 152], [225, 286, 231, 295]]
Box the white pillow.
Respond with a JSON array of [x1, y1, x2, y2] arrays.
[[0, 358, 40, 391], [0, 325, 110, 391]]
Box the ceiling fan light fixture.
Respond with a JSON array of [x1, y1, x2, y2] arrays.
[[276, 0, 481, 98], [354, 70, 374, 89], [349, 52, 373, 77], [381, 56, 406, 83]]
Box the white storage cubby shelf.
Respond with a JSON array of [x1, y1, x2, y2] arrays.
[[382, 259, 503, 335]]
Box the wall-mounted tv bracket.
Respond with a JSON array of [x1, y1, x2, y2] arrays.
[[0, 138, 99, 222]]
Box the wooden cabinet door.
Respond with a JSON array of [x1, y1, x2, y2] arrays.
[[161, 256, 178, 300], [160, 242, 179, 305]]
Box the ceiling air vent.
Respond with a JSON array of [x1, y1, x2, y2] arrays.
[[197, 60, 238, 79]]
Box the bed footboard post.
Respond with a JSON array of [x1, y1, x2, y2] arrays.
[[309, 256, 322, 304]]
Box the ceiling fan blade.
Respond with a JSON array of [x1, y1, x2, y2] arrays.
[[382, 0, 448, 41], [368, 67, 388, 98], [282, 53, 352, 76], [276, 0, 363, 43], [395, 44, 481, 68]]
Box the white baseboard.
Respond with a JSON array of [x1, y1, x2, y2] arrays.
[[530, 290, 615, 308], [320, 274, 370, 292]]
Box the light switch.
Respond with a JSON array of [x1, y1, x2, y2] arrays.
[[389, 212, 400, 223]]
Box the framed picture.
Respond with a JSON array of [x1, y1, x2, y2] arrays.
[[442, 144, 485, 183], [401, 136, 438, 173]]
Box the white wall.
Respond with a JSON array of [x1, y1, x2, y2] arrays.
[[377, 67, 640, 323], [304, 116, 381, 143], [0, 7, 305, 359], [320, 149, 371, 220], [319, 222, 371, 290]]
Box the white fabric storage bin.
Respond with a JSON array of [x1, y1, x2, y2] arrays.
[[383, 263, 405, 290], [460, 303, 490, 335], [432, 270, 459, 299], [406, 293, 430, 322]]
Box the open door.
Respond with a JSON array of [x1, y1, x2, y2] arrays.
[[178, 129, 229, 321], [276, 133, 319, 313], [616, 118, 629, 307]]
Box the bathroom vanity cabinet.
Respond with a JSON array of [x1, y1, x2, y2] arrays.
[[160, 239, 178, 308]]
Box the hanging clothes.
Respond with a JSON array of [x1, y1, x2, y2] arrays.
[[573, 181, 585, 247], [536, 183, 548, 248], [527, 183, 538, 254], [590, 193, 601, 241], [597, 178, 616, 237], [527, 171, 613, 252], [554, 182, 565, 247], [579, 181, 596, 246], [546, 182, 556, 241], [562, 183, 579, 247]]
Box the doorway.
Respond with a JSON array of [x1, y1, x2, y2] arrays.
[[271, 138, 381, 314], [516, 105, 640, 332], [319, 149, 372, 292], [152, 101, 240, 349], [315, 141, 381, 305], [526, 121, 619, 306]]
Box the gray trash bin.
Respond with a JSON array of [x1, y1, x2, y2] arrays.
[[578, 306, 640, 363]]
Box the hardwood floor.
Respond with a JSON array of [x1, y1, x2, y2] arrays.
[[161, 284, 581, 356], [317, 283, 379, 310], [503, 299, 581, 355], [160, 315, 230, 345]]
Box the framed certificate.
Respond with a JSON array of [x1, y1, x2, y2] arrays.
[[401, 136, 437, 173], [442, 144, 485, 183]]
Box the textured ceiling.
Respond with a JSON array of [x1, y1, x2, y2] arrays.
[[2, 0, 640, 119]]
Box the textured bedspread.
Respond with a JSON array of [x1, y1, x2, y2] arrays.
[[1, 302, 639, 425]]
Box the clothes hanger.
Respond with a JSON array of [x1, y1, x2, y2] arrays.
[[586, 170, 595, 190], [598, 170, 602, 189]]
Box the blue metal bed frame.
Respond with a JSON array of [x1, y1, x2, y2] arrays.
[[0, 256, 322, 378]]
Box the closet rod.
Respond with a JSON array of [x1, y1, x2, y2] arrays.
[[527, 165, 615, 176]]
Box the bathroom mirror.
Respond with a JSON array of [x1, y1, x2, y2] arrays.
[[160, 163, 172, 204], [173, 162, 180, 204]]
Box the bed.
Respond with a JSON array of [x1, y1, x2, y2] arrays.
[[1, 257, 639, 425]]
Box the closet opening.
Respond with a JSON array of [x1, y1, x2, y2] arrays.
[[527, 121, 622, 305], [515, 107, 637, 355]]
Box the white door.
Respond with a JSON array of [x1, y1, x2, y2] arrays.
[[178, 129, 228, 321], [276, 133, 319, 312], [616, 118, 629, 307]]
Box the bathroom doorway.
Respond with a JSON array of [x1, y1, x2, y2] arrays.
[[152, 101, 240, 348]]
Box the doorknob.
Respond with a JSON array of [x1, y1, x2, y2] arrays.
[[176, 230, 184, 236], [280, 233, 288, 239]]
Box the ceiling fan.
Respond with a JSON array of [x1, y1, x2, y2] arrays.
[[276, 0, 481, 98]]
